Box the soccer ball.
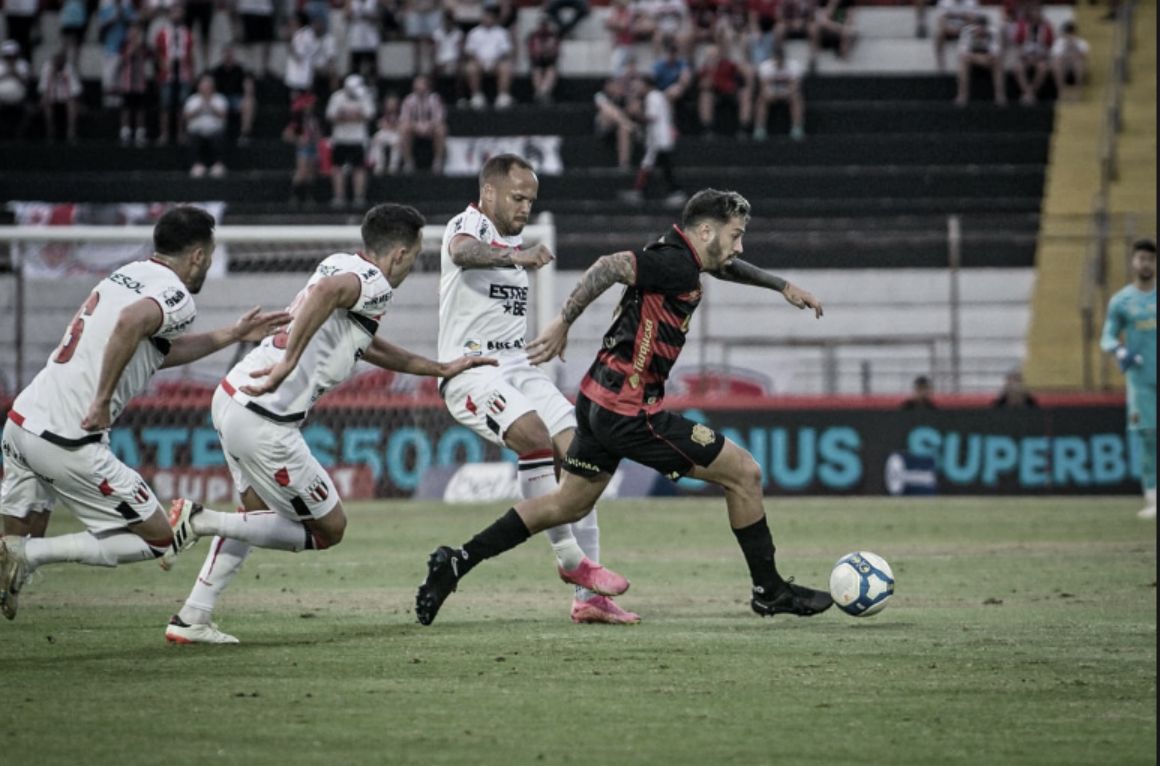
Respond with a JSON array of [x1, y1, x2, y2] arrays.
[[829, 551, 895, 617]]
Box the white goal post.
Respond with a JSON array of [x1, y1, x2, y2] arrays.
[[0, 215, 557, 392]]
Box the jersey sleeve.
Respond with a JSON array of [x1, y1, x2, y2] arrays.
[[340, 258, 394, 317], [450, 206, 492, 244], [151, 284, 197, 340], [1100, 292, 1126, 352], [633, 245, 701, 294]]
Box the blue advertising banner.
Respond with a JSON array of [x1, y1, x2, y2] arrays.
[[4, 402, 1136, 500]]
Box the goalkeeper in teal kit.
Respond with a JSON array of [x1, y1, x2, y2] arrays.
[[1100, 238, 1157, 519]]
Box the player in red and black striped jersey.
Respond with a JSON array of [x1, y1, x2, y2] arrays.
[[417, 189, 835, 625]]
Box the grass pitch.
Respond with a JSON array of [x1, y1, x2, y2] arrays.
[[3, 497, 1155, 766]]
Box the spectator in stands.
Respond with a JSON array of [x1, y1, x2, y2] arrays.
[[688, 0, 721, 50], [284, 91, 321, 207], [650, 0, 693, 57], [285, 11, 320, 99], [815, 0, 856, 60], [432, 9, 465, 79], [1011, 4, 1053, 105], [992, 369, 1039, 409], [449, 0, 485, 33], [464, 8, 515, 110], [325, 73, 376, 209], [901, 375, 937, 410], [753, 46, 805, 141], [346, 0, 382, 81], [527, 14, 561, 105], [39, 51, 82, 144], [154, 3, 196, 145], [594, 76, 637, 171], [954, 15, 1006, 107], [485, 0, 520, 59], [0, 39, 31, 141], [933, 0, 982, 72], [97, 0, 138, 108], [2, 1, 39, 65], [1051, 20, 1089, 101], [234, 0, 276, 79], [58, 0, 88, 64], [370, 92, 402, 175], [545, 0, 589, 38], [116, 22, 149, 146], [404, 0, 443, 74], [747, 0, 779, 55], [185, 0, 216, 67], [311, 13, 340, 101], [653, 37, 692, 102], [776, 0, 820, 72], [697, 43, 752, 139], [183, 73, 229, 178], [398, 73, 447, 174], [604, 0, 639, 76], [622, 72, 684, 206], [212, 45, 256, 146]]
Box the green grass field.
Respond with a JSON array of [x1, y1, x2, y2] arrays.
[[3, 497, 1156, 766]]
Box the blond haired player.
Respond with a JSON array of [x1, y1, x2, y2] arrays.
[[0, 206, 288, 620], [434, 153, 637, 624]]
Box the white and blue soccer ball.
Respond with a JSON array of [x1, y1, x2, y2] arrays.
[[829, 551, 895, 617]]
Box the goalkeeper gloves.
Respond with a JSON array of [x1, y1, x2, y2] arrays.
[[1115, 345, 1143, 372]]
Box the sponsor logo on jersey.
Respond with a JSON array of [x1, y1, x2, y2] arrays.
[[488, 284, 528, 316], [361, 267, 380, 282], [479, 219, 491, 240], [168, 315, 196, 334], [691, 423, 717, 447], [463, 339, 483, 357], [274, 467, 291, 487], [99, 479, 115, 496], [109, 271, 145, 294], [319, 264, 341, 276], [162, 287, 186, 307], [465, 395, 478, 415], [633, 318, 655, 374], [486, 339, 525, 351], [363, 290, 392, 308], [565, 455, 602, 474]]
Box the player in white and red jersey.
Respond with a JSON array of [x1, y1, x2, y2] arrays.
[[432, 153, 638, 625], [0, 206, 289, 620], [162, 203, 495, 644]]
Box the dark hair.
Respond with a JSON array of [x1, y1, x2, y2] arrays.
[[915, 375, 931, 387], [361, 203, 426, 254], [153, 206, 216, 256], [1132, 238, 1156, 255], [680, 189, 751, 229], [1062, 20, 1076, 34], [479, 153, 535, 189]]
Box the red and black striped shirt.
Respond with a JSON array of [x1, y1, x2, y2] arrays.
[[579, 226, 704, 416]]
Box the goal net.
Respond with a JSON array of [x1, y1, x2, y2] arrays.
[[0, 217, 557, 501]]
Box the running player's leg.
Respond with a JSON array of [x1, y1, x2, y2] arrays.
[[442, 366, 587, 571], [1130, 382, 1157, 518]]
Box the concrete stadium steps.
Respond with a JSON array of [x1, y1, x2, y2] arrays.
[[1025, 2, 1155, 391]]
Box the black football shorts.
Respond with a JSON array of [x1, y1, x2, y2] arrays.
[[564, 394, 726, 481]]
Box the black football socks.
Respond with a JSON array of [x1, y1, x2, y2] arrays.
[[732, 515, 787, 596], [457, 508, 531, 578]]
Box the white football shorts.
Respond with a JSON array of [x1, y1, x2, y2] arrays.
[[1, 418, 163, 533], [212, 387, 340, 521], [441, 354, 577, 446]]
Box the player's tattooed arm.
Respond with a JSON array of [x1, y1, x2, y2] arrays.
[[527, 251, 636, 365], [82, 299, 163, 431], [712, 259, 824, 318], [450, 236, 555, 270]]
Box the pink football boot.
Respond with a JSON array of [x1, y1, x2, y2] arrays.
[[557, 557, 629, 596], [571, 595, 641, 625]]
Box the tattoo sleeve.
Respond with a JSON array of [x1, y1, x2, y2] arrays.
[[450, 237, 515, 269], [712, 259, 787, 292], [561, 252, 637, 324]]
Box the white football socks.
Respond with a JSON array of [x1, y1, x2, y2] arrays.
[[179, 536, 252, 625], [192, 509, 311, 551], [518, 450, 585, 571], [24, 531, 157, 568]]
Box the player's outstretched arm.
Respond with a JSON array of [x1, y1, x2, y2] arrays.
[[363, 337, 498, 378], [449, 235, 555, 271], [81, 298, 163, 431], [527, 250, 636, 365], [160, 306, 290, 369], [241, 273, 361, 396], [711, 259, 824, 318]]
